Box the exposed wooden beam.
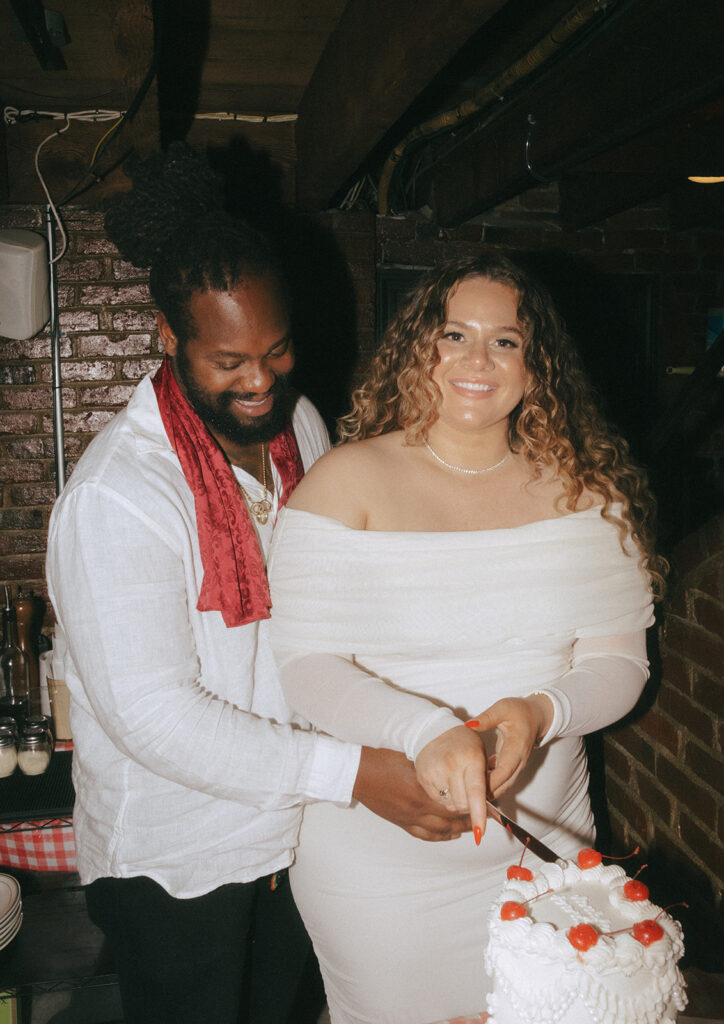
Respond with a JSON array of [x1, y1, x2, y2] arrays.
[[296, 0, 511, 211], [427, 0, 724, 225], [24, 1, 161, 205], [24, 1, 160, 205], [107, 0, 160, 161], [9, 0, 67, 71]]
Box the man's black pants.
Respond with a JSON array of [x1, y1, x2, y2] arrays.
[[86, 870, 316, 1024]]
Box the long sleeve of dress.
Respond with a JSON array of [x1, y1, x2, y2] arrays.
[[531, 631, 649, 745], [276, 634, 649, 761], [276, 652, 460, 761]]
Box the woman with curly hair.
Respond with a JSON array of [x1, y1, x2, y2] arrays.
[[268, 254, 664, 1024]]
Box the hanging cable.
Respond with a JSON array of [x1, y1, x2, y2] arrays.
[[34, 118, 71, 262], [88, 114, 125, 166]]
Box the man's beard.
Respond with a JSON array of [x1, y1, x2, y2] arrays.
[[176, 348, 294, 446]]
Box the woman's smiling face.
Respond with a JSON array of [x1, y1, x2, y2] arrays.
[[431, 275, 527, 436]]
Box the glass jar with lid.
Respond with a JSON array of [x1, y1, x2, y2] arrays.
[[18, 720, 52, 776], [24, 714, 54, 749], [0, 715, 18, 743], [0, 723, 18, 777]]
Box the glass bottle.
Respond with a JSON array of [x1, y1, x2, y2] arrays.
[[0, 585, 30, 730], [14, 590, 41, 716]]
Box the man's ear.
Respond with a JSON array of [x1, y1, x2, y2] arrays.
[[157, 312, 179, 357]]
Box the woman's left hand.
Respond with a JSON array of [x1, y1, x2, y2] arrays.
[[468, 694, 553, 799], [415, 725, 488, 843]]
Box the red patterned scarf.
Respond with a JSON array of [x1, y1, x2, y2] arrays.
[[152, 357, 304, 627]]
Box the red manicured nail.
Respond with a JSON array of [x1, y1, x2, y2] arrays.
[[474, 826, 482, 846], [465, 719, 480, 728]]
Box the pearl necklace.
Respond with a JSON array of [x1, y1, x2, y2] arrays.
[[423, 438, 511, 476], [238, 442, 273, 524]]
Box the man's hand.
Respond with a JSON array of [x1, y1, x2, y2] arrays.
[[353, 747, 471, 841]]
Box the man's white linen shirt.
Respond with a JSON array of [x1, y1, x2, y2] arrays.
[[46, 374, 360, 898]]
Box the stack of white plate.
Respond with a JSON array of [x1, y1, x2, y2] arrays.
[[0, 873, 22, 951]]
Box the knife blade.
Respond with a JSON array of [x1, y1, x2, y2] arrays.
[[486, 801, 561, 863]]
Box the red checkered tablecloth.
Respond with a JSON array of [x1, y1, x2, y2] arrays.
[[0, 817, 77, 871]]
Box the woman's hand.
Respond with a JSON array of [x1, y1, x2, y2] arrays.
[[469, 694, 553, 799], [415, 725, 488, 844]]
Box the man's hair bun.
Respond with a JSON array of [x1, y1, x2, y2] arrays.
[[105, 141, 225, 268]]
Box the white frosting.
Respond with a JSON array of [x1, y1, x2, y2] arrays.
[[485, 858, 687, 1024]]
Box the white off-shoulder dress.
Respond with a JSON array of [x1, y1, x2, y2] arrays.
[[267, 506, 654, 1024]]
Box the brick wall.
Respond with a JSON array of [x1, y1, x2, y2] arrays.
[[605, 517, 724, 963], [0, 204, 162, 623]]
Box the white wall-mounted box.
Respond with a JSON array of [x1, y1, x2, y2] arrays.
[[0, 229, 50, 340]]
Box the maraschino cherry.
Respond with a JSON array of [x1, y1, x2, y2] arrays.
[[500, 888, 553, 921], [623, 866, 650, 902], [507, 838, 533, 882], [501, 901, 527, 920], [632, 919, 664, 946], [577, 848, 602, 869], [632, 903, 688, 946], [577, 845, 639, 869], [624, 880, 650, 901], [567, 923, 599, 951]]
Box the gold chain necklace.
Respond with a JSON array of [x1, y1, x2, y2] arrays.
[[238, 443, 273, 525]]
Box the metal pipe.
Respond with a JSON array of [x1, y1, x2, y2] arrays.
[[45, 206, 66, 494]]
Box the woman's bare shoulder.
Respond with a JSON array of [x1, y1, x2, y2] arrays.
[[287, 434, 401, 527], [521, 463, 606, 516]]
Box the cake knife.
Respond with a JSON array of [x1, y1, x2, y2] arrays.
[[486, 801, 561, 863]]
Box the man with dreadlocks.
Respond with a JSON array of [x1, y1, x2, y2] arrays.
[[45, 144, 469, 1024]]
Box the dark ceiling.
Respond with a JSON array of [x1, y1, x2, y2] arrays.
[[1, 0, 723, 228]]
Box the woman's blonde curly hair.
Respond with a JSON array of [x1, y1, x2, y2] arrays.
[[338, 253, 667, 597]]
